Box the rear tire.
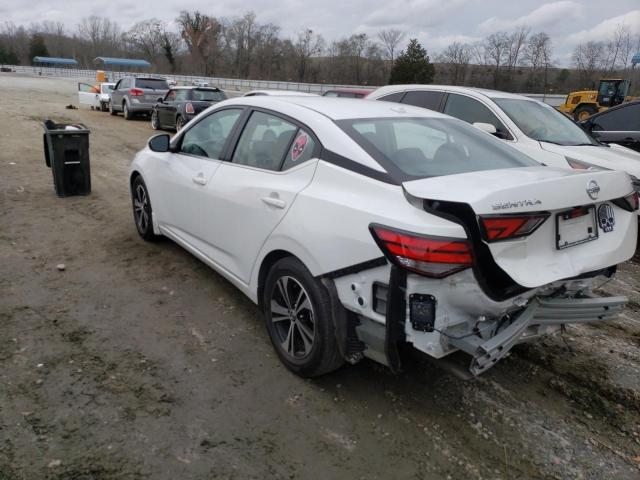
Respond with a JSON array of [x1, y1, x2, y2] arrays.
[[101, 102, 109, 112], [123, 102, 133, 120], [573, 104, 598, 122], [131, 176, 160, 242], [175, 116, 185, 131], [110, 101, 118, 116], [263, 257, 344, 377]]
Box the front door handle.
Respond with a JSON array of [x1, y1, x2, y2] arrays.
[[192, 174, 207, 185], [261, 194, 286, 209]]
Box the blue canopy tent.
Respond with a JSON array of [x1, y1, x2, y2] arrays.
[[32, 56, 79, 76], [94, 57, 151, 69], [33, 56, 78, 66]]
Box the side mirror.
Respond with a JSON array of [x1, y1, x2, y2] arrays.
[[148, 134, 170, 153], [473, 122, 497, 135], [157, 97, 164, 103]]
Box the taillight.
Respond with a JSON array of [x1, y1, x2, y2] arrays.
[[185, 102, 195, 114], [370, 225, 473, 278], [480, 213, 549, 242], [612, 191, 639, 212], [129, 88, 144, 96]]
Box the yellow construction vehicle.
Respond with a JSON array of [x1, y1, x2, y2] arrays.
[[557, 78, 637, 121]]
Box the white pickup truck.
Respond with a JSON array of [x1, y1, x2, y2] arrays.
[[78, 82, 115, 111]]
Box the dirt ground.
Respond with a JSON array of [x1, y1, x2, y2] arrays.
[[1, 74, 640, 480]]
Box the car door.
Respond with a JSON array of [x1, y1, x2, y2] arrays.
[[200, 110, 319, 283], [157, 89, 177, 127], [78, 83, 97, 107], [442, 93, 513, 140], [149, 108, 245, 249], [589, 103, 640, 152], [111, 79, 124, 110]]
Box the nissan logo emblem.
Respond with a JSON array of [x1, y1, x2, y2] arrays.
[[587, 180, 600, 200]]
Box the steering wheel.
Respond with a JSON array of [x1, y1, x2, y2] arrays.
[[528, 126, 548, 139], [182, 143, 209, 157]]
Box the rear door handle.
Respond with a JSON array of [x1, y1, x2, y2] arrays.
[[261, 195, 286, 209], [192, 174, 207, 185]]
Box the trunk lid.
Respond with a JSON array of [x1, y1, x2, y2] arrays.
[[403, 166, 637, 287]]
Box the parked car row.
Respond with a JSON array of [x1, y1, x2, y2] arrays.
[[128, 90, 638, 378]]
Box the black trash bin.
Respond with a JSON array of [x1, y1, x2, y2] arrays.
[[43, 120, 91, 197]]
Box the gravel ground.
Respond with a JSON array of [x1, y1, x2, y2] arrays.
[[1, 74, 640, 480]]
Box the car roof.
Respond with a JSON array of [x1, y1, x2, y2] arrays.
[[221, 95, 449, 120], [243, 90, 318, 96], [368, 84, 531, 101], [171, 86, 221, 91], [325, 88, 373, 94]]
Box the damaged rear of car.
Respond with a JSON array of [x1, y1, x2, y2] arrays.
[[325, 115, 638, 375]]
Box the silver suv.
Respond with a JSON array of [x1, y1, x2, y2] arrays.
[[110, 76, 169, 120]]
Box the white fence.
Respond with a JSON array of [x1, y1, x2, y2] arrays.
[[2, 64, 568, 105]]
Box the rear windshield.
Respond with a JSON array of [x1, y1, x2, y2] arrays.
[[193, 89, 226, 102], [136, 78, 169, 90], [338, 117, 539, 179]]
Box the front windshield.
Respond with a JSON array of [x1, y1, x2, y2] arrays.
[[494, 98, 598, 146], [338, 117, 539, 179]]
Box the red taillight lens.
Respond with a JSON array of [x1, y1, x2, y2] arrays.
[[185, 102, 195, 114], [613, 191, 639, 212], [370, 225, 473, 278], [129, 88, 144, 96], [480, 214, 549, 242]]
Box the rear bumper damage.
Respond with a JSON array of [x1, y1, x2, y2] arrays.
[[445, 295, 627, 375]]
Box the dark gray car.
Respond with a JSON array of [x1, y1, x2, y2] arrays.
[[110, 76, 169, 120]]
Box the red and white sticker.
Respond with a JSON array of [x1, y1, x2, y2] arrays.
[[291, 134, 308, 162]]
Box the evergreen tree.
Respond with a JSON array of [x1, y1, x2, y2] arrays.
[[28, 34, 49, 63], [388, 39, 435, 85]]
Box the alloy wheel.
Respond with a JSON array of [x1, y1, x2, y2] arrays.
[[133, 184, 149, 233], [270, 276, 315, 359]]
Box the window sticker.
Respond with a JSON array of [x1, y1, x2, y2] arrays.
[[291, 133, 308, 162]]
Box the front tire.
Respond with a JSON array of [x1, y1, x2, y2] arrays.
[[263, 257, 343, 377], [131, 176, 160, 241], [573, 104, 597, 121], [151, 110, 160, 130]]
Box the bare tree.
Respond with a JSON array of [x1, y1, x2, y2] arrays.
[[572, 41, 605, 86], [523, 32, 552, 92], [293, 29, 324, 81], [484, 31, 509, 88], [177, 11, 220, 75], [377, 29, 405, 62], [437, 41, 471, 85], [77, 16, 122, 59]]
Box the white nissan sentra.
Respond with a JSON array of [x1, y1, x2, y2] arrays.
[[129, 96, 638, 377]]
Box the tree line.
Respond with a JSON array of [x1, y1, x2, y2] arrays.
[[0, 13, 638, 94]]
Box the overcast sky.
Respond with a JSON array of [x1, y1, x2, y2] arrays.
[[1, 0, 638, 65]]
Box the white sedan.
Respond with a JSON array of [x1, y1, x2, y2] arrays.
[[367, 85, 640, 186], [129, 96, 638, 377]]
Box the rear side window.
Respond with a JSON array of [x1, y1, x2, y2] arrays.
[[136, 78, 169, 90], [443, 94, 512, 139], [592, 104, 640, 131], [232, 112, 298, 171], [339, 117, 538, 179], [378, 92, 405, 103], [402, 91, 444, 111]]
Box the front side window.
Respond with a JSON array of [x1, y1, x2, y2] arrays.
[[378, 92, 405, 103], [232, 111, 298, 171], [164, 90, 177, 101], [180, 109, 242, 159], [339, 117, 538, 179], [323, 91, 339, 97], [494, 98, 598, 146], [174, 90, 189, 101], [444, 94, 512, 139], [193, 89, 226, 102]]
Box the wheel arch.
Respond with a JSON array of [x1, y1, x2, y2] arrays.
[[256, 250, 297, 308]]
